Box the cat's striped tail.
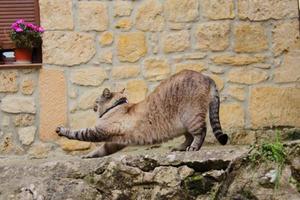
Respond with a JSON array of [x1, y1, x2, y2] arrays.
[[208, 79, 228, 145]]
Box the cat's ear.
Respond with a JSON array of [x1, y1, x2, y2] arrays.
[[120, 88, 125, 94], [102, 88, 112, 98]]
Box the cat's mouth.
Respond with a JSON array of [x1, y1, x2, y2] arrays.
[[99, 97, 128, 118]]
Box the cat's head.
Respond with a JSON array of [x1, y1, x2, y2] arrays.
[[94, 88, 128, 117]]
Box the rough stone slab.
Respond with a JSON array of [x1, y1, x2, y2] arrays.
[[143, 58, 171, 81], [164, 0, 199, 22], [39, 68, 67, 141], [1, 96, 36, 114], [0, 70, 18, 93], [70, 67, 108, 86], [18, 126, 36, 146], [162, 30, 190, 53], [202, 0, 234, 20]]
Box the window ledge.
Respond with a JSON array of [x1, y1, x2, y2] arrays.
[[0, 63, 42, 69]]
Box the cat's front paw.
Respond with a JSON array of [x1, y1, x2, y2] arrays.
[[55, 126, 64, 136]]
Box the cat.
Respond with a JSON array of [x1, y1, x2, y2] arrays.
[[56, 70, 228, 158]]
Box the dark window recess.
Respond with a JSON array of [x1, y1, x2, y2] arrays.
[[0, 0, 42, 64]]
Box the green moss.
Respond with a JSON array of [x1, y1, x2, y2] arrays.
[[183, 173, 215, 196]]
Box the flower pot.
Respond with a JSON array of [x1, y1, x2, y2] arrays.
[[14, 48, 32, 64]]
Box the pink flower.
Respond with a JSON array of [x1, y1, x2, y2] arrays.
[[11, 23, 18, 29], [38, 27, 45, 33], [26, 23, 36, 29], [16, 19, 25, 24], [15, 28, 23, 32]]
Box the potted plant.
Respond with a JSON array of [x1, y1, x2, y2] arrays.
[[10, 19, 44, 64]]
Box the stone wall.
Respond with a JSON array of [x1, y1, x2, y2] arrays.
[[0, 0, 300, 155]]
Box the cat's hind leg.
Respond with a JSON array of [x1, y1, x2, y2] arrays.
[[82, 143, 126, 159], [172, 133, 193, 151], [186, 124, 207, 151]]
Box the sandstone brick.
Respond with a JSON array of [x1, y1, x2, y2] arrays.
[[58, 138, 91, 152], [70, 110, 97, 129], [175, 63, 206, 73], [238, 0, 298, 21], [39, 68, 67, 142], [126, 80, 148, 103], [115, 18, 132, 31], [164, 0, 199, 22], [78, 2, 108, 31], [172, 52, 207, 63], [274, 49, 300, 83], [163, 30, 190, 53], [77, 88, 103, 110], [227, 85, 245, 101], [220, 103, 245, 130], [39, 0, 73, 30], [136, 0, 164, 32], [99, 50, 113, 64], [202, 0, 234, 20], [1, 96, 35, 114], [194, 22, 230, 51], [0, 70, 18, 92], [234, 23, 268, 53], [0, 134, 24, 155], [209, 66, 226, 74], [18, 126, 36, 146], [228, 68, 268, 84], [14, 114, 35, 127], [168, 22, 192, 30], [99, 32, 113, 46], [43, 32, 96, 66], [21, 79, 35, 95], [117, 32, 147, 62], [250, 87, 300, 128], [272, 20, 300, 56], [113, 0, 133, 17], [144, 58, 170, 81], [211, 54, 266, 66], [28, 143, 54, 159], [71, 67, 108, 86], [207, 74, 224, 90], [111, 66, 140, 80]]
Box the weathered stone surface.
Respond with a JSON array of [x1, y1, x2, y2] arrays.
[[43, 32, 96, 66], [234, 23, 268, 53], [136, 0, 164, 32], [39, 0, 73, 30], [117, 32, 147, 62], [126, 80, 148, 103], [71, 67, 108, 86], [250, 87, 300, 128], [39, 68, 67, 142], [111, 66, 140, 80], [115, 18, 132, 30], [209, 66, 226, 74], [194, 22, 230, 51], [164, 0, 199, 22], [1, 116, 10, 128], [175, 63, 206, 73], [78, 2, 108, 31], [227, 85, 245, 101], [77, 88, 102, 110], [272, 20, 299, 56], [70, 110, 97, 129], [238, 0, 298, 21], [144, 58, 170, 81], [168, 22, 192, 30], [163, 30, 190, 53], [14, 114, 35, 127], [230, 131, 256, 145], [274, 49, 300, 83], [58, 138, 91, 152], [211, 54, 266, 66], [228, 68, 268, 84], [18, 126, 36, 146], [0, 134, 24, 155], [202, 0, 234, 20], [113, 0, 133, 17], [172, 53, 207, 63], [207, 74, 224, 90], [21, 79, 35, 95], [1, 96, 35, 114], [28, 143, 54, 159], [99, 50, 113, 64], [0, 70, 18, 92], [99, 32, 113, 46], [220, 103, 245, 130]]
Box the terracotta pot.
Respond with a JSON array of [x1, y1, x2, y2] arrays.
[[15, 48, 32, 64]]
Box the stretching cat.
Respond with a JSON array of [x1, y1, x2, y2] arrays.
[[56, 70, 228, 158]]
